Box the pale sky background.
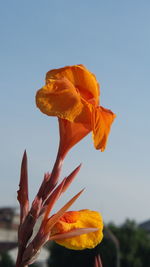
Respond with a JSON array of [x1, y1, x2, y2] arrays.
[[0, 0, 150, 225]]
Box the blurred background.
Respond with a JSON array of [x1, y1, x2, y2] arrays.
[[0, 0, 150, 266]]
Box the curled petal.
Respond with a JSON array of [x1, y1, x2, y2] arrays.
[[36, 77, 83, 121], [92, 106, 116, 151], [46, 65, 100, 105]]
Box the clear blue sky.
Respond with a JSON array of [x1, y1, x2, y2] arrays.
[[0, 0, 150, 224]]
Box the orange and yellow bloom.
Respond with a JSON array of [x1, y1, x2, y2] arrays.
[[50, 210, 103, 250], [36, 64, 116, 157], [39, 188, 103, 251]]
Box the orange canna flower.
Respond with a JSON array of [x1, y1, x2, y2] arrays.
[[36, 65, 116, 157], [38, 188, 103, 251], [50, 210, 103, 250]]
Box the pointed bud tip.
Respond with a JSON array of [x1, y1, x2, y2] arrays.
[[74, 163, 82, 173], [79, 188, 85, 195], [23, 150, 27, 160]]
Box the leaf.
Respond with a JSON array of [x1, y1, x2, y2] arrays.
[[45, 189, 84, 233], [62, 164, 82, 193], [17, 150, 29, 224], [43, 164, 81, 217], [37, 172, 51, 199], [43, 178, 66, 220]]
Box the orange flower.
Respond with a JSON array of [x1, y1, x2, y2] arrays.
[[50, 210, 103, 250], [36, 65, 116, 157], [38, 188, 103, 250]]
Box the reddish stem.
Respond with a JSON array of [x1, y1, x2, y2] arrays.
[[15, 245, 25, 267], [42, 146, 64, 201]]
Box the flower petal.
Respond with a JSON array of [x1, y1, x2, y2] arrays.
[[46, 65, 100, 105], [92, 106, 116, 151], [58, 118, 91, 158], [36, 77, 83, 121]]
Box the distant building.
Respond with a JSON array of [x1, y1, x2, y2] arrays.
[[0, 207, 49, 266], [0, 207, 18, 252]]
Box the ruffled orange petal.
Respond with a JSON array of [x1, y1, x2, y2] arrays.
[[92, 106, 116, 151], [46, 65, 100, 105], [58, 118, 91, 158], [51, 209, 103, 250], [36, 77, 83, 122]]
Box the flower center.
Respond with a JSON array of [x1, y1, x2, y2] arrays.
[[60, 211, 79, 223]]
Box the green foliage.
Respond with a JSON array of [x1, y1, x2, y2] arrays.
[[108, 219, 150, 267], [0, 252, 14, 267], [47, 242, 96, 267], [98, 234, 117, 267]]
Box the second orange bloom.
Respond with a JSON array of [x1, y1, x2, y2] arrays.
[[36, 65, 116, 157]]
